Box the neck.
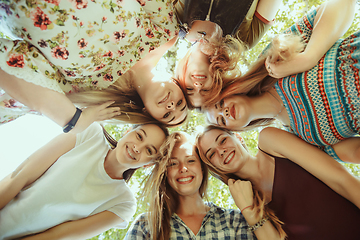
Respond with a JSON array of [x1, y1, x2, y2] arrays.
[[235, 152, 275, 201], [176, 193, 208, 217], [104, 149, 127, 180], [248, 90, 284, 120]]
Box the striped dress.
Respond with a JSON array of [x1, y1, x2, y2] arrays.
[[275, 8, 360, 161]]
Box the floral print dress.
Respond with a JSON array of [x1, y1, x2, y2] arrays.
[[0, 0, 178, 123]]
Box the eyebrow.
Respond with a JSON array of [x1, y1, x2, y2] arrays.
[[181, 104, 187, 112], [140, 129, 147, 137], [216, 117, 220, 126], [204, 133, 221, 157]]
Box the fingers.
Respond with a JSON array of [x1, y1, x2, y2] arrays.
[[97, 107, 121, 121], [100, 100, 116, 109]]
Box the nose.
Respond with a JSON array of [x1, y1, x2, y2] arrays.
[[179, 163, 188, 173], [194, 82, 203, 92], [166, 101, 175, 110], [222, 107, 230, 118], [133, 144, 140, 154], [217, 147, 227, 157]]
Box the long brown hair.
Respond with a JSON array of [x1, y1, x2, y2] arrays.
[[196, 125, 286, 239], [102, 123, 169, 182], [141, 132, 209, 240], [209, 33, 306, 130], [68, 70, 186, 127]]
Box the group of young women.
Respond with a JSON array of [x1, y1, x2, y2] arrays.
[[0, 0, 359, 238]]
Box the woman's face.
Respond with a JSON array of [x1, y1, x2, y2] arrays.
[[178, 43, 213, 107], [198, 129, 247, 173], [205, 95, 251, 130], [116, 124, 166, 169], [143, 79, 188, 125], [167, 134, 203, 197]]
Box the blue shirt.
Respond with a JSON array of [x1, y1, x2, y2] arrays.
[[124, 202, 257, 240]]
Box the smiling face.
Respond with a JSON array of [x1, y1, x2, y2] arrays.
[[205, 95, 251, 130], [142, 79, 188, 125], [166, 134, 203, 197], [177, 43, 213, 107], [198, 129, 248, 173], [116, 124, 166, 169]]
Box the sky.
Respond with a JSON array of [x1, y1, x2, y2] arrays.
[[0, 114, 62, 179]]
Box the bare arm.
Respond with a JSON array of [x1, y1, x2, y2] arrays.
[[266, 0, 356, 78], [259, 127, 360, 209], [228, 179, 282, 240], [0, 69, 121, 133], [0, 132, 76, 210], [21, 211, 124, 240], [256, 0, 282, 22]]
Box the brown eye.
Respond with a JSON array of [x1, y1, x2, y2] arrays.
[[221, 116, 226, 126], [163, 112, 170, 119], [219, 99, 224, 108], [177, 100, 182, 106]]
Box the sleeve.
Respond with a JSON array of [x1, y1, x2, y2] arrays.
[[0, 38, 65, 94], [124, 213, 151, 240], [230, 209, 257, 240], [75, 123, 104, 147], [233, 0, 271, 49], [106, 187, 137, 229], [323, 145, 344, 163]]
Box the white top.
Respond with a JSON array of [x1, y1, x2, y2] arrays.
[[0, 123, 136, 240]]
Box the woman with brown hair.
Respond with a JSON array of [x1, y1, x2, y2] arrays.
[[124, 132, 267, 240], [196, 125, 360, 240], [204, 0, 360, 163], [0, 122, 169, 239]]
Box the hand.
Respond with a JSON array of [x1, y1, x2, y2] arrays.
[[265, 52, 314, 79], [71, 101, 121, 134], [228, 179, 254, 211]]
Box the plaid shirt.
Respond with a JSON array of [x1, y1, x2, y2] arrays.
[[124, 202, 257, 240]]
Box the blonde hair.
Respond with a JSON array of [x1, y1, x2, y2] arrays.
[[141, 132, 209, 240], [176, 35, 245, 109], [196, 125, 286, 240], [68, 70, 184, 126]]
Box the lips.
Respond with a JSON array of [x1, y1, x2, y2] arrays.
[[230, 105, 236, 119], [158, 92, 170, 104], [126, 146, 136, 161], [224, 151, 235, 165], [192, 74, 206, 80], [177, 176, 194, 183]]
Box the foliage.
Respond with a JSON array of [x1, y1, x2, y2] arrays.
[[89, 0, 360, 239]]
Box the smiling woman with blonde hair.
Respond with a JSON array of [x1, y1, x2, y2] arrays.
[[125, 132, 260, 240]]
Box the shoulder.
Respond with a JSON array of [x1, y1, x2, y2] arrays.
[[125, 213, 151, 240], [75, 123, 104, 146], [207, 202, 244, 221]]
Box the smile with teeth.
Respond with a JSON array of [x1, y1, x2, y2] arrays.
[[192, 75, 206, 80], [127, 146, 136, 160], [158, 92, 170, 104], [224, 151, 235, 164], [177, 176, 194, 183]]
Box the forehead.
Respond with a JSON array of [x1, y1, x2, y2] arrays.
[[171, 135, 195, 158], [136, 124, 165, 140], [205, 108, 217, 125], [200, 129, 225, 148], [169, 107, 188, 125]]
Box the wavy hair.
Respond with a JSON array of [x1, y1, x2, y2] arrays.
[[195, 125, 286, 240], [141, 132, 209, 240], [176, 34, 245, 109], [211, 33, 305, 130]]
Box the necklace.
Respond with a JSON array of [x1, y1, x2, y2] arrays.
[[268, 91, 285, 118]]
